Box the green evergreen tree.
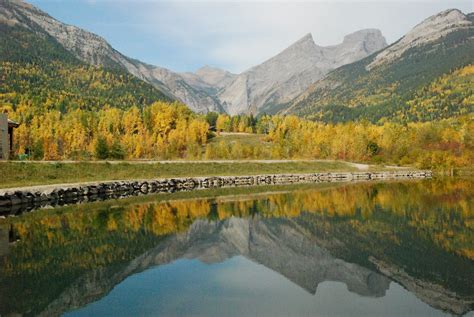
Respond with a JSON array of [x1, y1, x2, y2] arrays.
[[94, 136, 109, 160], [205, 112, 219, 129], [109, 140, 125, 160]]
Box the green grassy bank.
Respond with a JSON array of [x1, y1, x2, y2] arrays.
[[0, 160, 362, 189]]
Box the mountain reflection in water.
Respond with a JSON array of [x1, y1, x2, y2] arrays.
[[0, 179, 473, 316]]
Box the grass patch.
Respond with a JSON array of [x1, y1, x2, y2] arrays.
[[0, 161, 359, 189]]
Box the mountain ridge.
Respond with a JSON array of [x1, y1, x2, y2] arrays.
[[1, 0, 471, 121], [285, 8, 474, 122], [219, 29, 387, 115], [367, 8, 472, 70], [0, 0, 225, 113], [0, 6, 172, 113], [0, 0, 388, 115]]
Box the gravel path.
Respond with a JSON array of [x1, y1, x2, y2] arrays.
[[2, 159, 370, 168]]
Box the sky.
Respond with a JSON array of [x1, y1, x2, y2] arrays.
[[29, 0, 473, 74]]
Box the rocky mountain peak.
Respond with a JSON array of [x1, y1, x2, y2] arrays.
[[179, 65, 236, 91], [195, 65, 235, 81], [196, 65, 224, 74], [1, 0, 124, 67], [294, 33, 315, 45], [277, 32, 318, 56], [418, 8, 466, 26], [404, 8, 470, 41], [343, 29, 384, 43], [219, 28, 387, 115], [367, 9, 471, 69], [333, 29, 387, 58], [1, 0, 42, 27]]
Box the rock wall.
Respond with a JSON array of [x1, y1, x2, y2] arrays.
[[0, 170, 431, 216]]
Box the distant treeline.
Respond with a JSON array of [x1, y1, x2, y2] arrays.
[[3, 100, 473, 172]]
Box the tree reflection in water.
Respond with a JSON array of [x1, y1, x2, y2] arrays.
[[0, 178, 473, 316]]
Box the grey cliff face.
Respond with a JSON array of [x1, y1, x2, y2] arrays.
[[181, 66, 237, 92], [219, 30, 387, 115], [132, 63, 225, 113]]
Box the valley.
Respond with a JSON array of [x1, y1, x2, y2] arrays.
[[0, 0, 472, 173], [0, 2, 473, 316]]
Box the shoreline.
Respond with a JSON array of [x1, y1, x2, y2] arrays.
[[0, 160, 376, 189], [0, 170, 432, 216]]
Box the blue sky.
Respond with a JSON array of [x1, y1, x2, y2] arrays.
[[29, 0, 473, 73]]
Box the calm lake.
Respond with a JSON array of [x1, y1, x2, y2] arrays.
[[0, 178, 473, 316]]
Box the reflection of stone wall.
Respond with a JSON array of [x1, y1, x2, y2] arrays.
[[0, 170, 432, 216]]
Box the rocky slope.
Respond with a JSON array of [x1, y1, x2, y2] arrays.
[[128, 61, 225, 112], [181, 66, 237, 93], [286, 9, 474, 122], [367, 9, 472, 70], [219, 30, 387, 115], [0, 0, 223, 113], [0, 3, 172, 112]]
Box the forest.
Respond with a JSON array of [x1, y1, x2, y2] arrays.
[[2, 99, 472, 172]]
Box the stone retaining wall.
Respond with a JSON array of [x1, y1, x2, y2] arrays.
[[0, 170, 432, 216]]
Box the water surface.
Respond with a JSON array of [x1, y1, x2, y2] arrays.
[[1, 179, 473, 316]]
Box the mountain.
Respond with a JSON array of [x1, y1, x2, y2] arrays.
[[0, 0, 387, 115], [286, 9, 474, 123], [178, 66, 237, 104], [0, 0, 224, 113], [0, 0, 171, 112], [130, 62, 225, 113], [3, 1, 471, 120], [218, 30, 387, 115], [181, 66, 237, 93]]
